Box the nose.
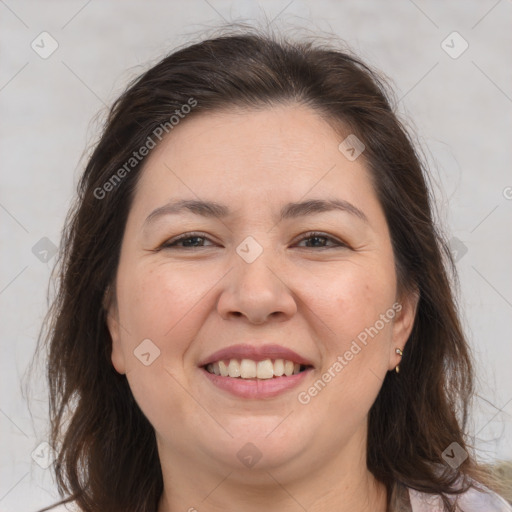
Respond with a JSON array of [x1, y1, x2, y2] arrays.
[[216, 249, 297, 324]]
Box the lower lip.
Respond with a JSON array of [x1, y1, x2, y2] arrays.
[[200, 367, 313, 399]]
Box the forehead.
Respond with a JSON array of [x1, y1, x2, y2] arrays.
[[130, 104, 378, 221]]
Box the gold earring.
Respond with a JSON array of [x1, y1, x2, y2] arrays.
[[395, 347, 403, 373]]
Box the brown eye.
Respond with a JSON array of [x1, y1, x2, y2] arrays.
[[295, 232, 347, 249], [161, 233, 215, 249]]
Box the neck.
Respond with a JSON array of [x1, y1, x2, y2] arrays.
[[156, 432, 387, 512]]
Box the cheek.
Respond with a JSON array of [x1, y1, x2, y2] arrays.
[[309, 257, 397, 340], [119, 264, 203, 338], [115, 264, 207, 434], [302, 255, 397, 404], [115, 260, 224, 377], [299, 269, 396, 441], [124, 359, 201, 449]]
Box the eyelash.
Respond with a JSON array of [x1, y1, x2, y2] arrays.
[[160, 231, 348, 250]]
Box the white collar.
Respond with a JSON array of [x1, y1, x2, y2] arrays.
[[408, 485, 512, 512]]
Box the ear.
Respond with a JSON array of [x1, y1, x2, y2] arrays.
[[104, 285, 126, 375], [388, 286, 419, 371]]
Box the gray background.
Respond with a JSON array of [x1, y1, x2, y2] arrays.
[[1, 1, 511, 510]]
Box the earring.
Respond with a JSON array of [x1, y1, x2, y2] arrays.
[[395, 347, 403, 373]]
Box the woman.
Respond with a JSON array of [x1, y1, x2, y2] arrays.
[[37, 28, 511, 511]]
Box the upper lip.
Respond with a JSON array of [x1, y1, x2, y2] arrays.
[[198, 344, 314, 367]]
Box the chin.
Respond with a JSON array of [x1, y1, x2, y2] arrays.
[[201, 423, 307, 469]]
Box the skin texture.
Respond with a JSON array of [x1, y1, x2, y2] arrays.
[[107, 104, 418, 512]]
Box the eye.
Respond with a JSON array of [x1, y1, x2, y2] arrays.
[[158, 231, 348, 251], [160, 232, 216, 249], [295, 232, 348, 249]]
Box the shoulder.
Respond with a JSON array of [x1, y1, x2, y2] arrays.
[[408, 484, 512, 512]]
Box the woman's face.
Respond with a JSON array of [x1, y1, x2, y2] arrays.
[[107, 104, 417, 482]]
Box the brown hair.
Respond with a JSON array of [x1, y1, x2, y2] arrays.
[[36, 27, 500, 511]]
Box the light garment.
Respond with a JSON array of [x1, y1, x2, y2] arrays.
[[408, 485, 512, 512]]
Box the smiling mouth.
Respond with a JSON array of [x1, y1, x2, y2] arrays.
[[203, 358, 313, 379]]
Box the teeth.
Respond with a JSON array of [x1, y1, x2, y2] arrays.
[[205, 358, 308, 379], [274, 359, 284, 376], [218, 360, 229, 377], [228, 359, 241, 378], [256, 359, 274, 379], [240, 359, 257, 378]]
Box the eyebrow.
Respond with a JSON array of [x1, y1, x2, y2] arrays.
[[143, 197, 369, 227]]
